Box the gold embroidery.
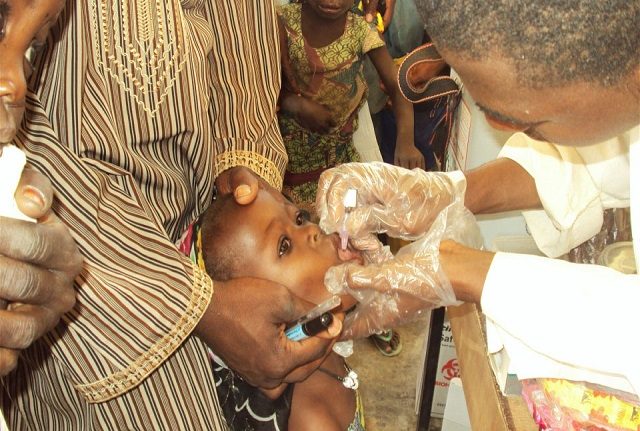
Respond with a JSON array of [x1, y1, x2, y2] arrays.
[[215, 150, 284, 191], [88, 0, 189, 116], [76, 260, 213, 403]]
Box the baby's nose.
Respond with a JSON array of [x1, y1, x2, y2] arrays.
[[303, 223, 322, 242]]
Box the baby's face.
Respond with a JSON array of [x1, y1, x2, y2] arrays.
[[0, 0, 64, 143], [226, 188, 361, 306]]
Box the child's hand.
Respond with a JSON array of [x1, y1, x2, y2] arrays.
[[394, 140, 425, 170], [292, 97, 336, 134]]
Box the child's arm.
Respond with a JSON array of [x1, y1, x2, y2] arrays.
[[368, 47, 422, 169], [382, 0, 395, 31], [279, 91, 336, 133]]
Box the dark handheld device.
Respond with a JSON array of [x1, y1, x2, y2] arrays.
[[285, 296, 340, 341], [285, 312, 334, 341]]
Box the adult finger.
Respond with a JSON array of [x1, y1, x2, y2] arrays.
[[215, 167, 261, 205], [0, 255, 75, 306], [0, 347, 19, 376], [15, 168, 53, 219], [279, 315, 342, 383], [0, 214, 83, 273], [0, 305, 60, 350]]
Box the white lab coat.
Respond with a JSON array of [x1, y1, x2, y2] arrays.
[[480, 126, 639, 396]]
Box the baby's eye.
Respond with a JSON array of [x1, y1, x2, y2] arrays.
[[278, 236, 291, 257], [295, 210, 310, 226]]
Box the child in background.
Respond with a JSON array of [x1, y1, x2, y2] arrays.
[[277, 0, 419, 219], [201, 188, 366, 431]]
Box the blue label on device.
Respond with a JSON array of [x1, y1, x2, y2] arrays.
[[285, 324, 307, 341]]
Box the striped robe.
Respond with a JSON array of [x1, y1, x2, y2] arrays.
[[1, 0, 287, 429]]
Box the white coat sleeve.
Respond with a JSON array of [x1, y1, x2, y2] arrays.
[[482, 252, 640, 395], [498, 133, 631, 258]]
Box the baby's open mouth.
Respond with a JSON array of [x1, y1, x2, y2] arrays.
[[332, 234, 363, 263]]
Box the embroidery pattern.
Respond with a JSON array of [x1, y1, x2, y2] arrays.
[[88, 0, 189, 116]]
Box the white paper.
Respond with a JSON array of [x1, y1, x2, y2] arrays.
[[0, 145, 35, 222]]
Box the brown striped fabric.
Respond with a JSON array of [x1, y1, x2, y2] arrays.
[[0, 0, 286, 429]]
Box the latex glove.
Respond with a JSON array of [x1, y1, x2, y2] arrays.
[[326, 203, 482, 339], [317, 162, 466, 242], [0, 168, 82, 375]]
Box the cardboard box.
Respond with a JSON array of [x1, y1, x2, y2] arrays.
[[442, 378, 471, 431], [448, 303, 537, 431]]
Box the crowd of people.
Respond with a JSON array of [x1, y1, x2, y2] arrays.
[[0, 0, 637, 430]]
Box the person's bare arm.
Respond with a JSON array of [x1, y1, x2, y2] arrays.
[[464, 158, 541, 214], [368, 46, 421, 169], [381, 0, 395, 30], [439, 240, 494, 304], [361, 0, 379, 23]]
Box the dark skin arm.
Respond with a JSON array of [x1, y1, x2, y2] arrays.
[[440, 157, 542, 303], [196, 167, 342, 389], [381, 0, 395, 31], [464, 157, 542, 214], [368, 46, 421, 169], [361, 0, 379, 23]]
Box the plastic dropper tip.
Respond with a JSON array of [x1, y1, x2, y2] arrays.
[[340, 230, 348, 250]]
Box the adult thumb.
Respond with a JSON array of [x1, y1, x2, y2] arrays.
[[15, 169, 53, 219]]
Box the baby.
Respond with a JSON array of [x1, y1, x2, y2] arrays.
[[200, 187, 365, 431]]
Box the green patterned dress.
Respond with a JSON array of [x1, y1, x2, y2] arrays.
[[278, 3, 385, 218]]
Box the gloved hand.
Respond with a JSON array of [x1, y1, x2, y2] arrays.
[[316, 162, 466, 242], [325, 202, 482, 339]]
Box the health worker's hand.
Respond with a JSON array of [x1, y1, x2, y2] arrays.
[[325, 202, 483, 338], [0, 169, 82, 375], [317, 162, 466, 241], [326, 229, 455, 339], [196, 277, 342, 389]]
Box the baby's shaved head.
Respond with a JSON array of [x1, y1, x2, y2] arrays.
[[200, 195, 243, 281]]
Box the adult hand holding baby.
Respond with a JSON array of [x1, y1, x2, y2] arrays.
[[0, 167, 81, 375], [197, 277, 342, 389]]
